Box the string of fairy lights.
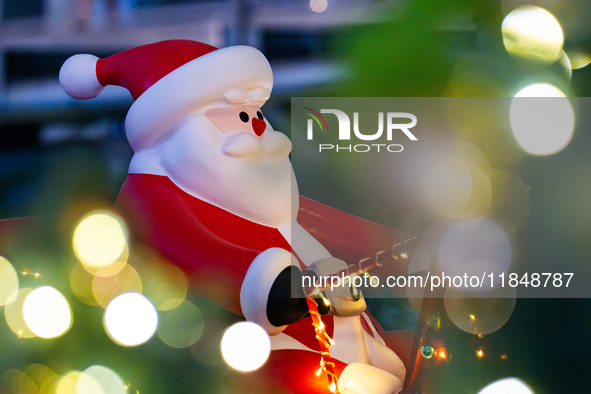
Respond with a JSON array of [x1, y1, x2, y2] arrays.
[[307, 297, 339, 393], [302, 238, 417, 394]]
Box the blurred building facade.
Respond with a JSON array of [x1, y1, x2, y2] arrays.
[[0, 0, 374, 125], [0, 0, 381, 217]]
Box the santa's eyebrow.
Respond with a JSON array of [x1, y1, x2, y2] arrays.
[[249, 88, 270, 101], [222, 89, 249, 104]]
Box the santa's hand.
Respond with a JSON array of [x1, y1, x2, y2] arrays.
[[241, 248, 326, 334], [305, 258, 366, 317]]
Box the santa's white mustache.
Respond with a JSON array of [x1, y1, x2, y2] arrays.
[[221, 129, 292, 158]]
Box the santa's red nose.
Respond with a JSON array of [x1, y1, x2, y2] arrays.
[[252, 118, 266, 136]]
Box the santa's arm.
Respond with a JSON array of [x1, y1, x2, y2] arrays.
[[116, 174, 316, 334], [298, 197, 412, 282]]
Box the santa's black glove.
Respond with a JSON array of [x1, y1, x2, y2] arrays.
[[266, 266, 330, 327]]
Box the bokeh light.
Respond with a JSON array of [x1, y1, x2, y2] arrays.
[[4, 288, 36, 338], [310, 0, 328, 13], [23, 364, 57, 392], [132, 248, 187, 310], [510, 83, 575, 156], [93, 248, 128, 278], [411, 142, 493, 218], [478, 377, 535, 394], [422, 153, 473, 217], [502, 5, 564, 63], [75, 372, 103, 394], [220, 322, 271, 372], [73, 211, 128, 272], [69, 262, 98, 306], [421, 345, 434, 359], [92, 264, 142, 308], [157, 299, 204, 348], [444, 286, 516, 336], [23, 286, 72, 339], [461, 165, 492, 217], [39, 374, 61, 394], [55, 371, 102, 394], [514, 83, 566, 98], [450, 141, 493, 217], [82, 366, 126, 394], [104, 292, 158, 346], [449, 141, 491, 174], [0, 256, 19, 306], [567, 50, 591, 70], [438, 218, 512, 275], [0, 369, 37, 394], [558, 51, 572, 80], [55, 371, 80, 394]]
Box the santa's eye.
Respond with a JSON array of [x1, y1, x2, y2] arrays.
[[239, 112, 249, 122], [256, 111, 264, 120]]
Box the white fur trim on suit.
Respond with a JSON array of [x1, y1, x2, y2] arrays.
[[337, 363, 403, 394], [59, 54, 103, 99], [125, 45, 273, 151], [240, 247, 294, 336]]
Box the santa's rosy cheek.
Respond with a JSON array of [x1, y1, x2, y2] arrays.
[[205, 116, 243, 134], [205, 106, 261, 134]]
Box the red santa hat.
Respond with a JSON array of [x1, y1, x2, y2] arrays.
[[59, 40, 274, 150]]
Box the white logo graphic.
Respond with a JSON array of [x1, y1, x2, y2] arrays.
[[304, 107, 417, 153]]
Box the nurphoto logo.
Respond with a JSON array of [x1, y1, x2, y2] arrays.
[[304, 107, 418, 153]]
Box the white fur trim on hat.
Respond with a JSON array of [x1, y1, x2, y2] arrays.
[[240, 248, 294, 336], [59, 54, 104, 99], [124, 45, 273, 151]]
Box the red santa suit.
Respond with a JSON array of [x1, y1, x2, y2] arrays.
[[59, 39, 409, 394], [117, 173, 408, 393]]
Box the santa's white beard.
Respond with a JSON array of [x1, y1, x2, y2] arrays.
[[221, 128, 291, 159], [129, 115, 298, 227]]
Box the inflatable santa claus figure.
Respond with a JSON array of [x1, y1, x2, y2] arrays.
[[59, 40, 406, 393]]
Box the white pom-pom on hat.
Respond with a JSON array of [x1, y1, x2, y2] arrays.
[[59, 54, 104, 99], [59, 41, 273, 151]]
